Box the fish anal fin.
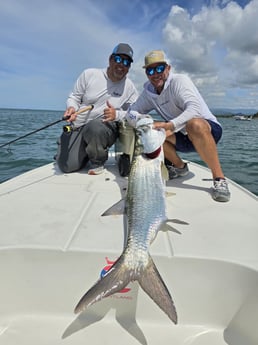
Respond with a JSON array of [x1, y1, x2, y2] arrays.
[[160, 218, 189, 234], [161, 223, 182, 234], [74, 255, 130, 314], [138, 255, 178, 324]]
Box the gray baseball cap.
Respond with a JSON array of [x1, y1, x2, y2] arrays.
[[112, 43, 134, 62]]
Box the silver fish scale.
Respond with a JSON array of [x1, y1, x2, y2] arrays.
[[125, 152, 166, 269]]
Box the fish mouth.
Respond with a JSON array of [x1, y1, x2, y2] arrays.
[[136, 124, 166, 155], [144, 146, 162, 159]]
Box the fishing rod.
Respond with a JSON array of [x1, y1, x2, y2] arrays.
[[0, 105, 94, 149]]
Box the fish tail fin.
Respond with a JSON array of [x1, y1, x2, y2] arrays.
[[74, 253, 178, 324], [74, 254, 130, 314], [138, 254, 178, 324]]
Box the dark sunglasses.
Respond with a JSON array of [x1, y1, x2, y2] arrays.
[[146, 64, 166, 76], [113, 54, 131, 67]]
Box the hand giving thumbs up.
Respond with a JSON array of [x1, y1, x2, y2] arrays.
[[103, 100, 116, 122]]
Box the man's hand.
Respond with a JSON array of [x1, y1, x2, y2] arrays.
[[154, 121, 174, 136], [103, 101, 116, 122], [64, 107, 76, 122]]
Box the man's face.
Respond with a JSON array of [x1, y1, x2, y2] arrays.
[[145, 63, 170, 92], [108, 54, 131, 81]]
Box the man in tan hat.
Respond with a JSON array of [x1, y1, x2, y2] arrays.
[[127, 50, 230, 202]]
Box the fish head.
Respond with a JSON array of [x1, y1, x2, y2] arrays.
[[136, 117, 166, 157]]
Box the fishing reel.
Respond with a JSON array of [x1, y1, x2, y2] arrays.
[[63, 124, 73, 133]]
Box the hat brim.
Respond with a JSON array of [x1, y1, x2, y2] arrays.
[[142, 60, 166, 68], [126, 55, 133, 62], [112, 53, 133, 62]]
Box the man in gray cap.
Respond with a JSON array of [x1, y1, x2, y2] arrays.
[[127, 50, 230, 202], [56, 43, 138, 176]]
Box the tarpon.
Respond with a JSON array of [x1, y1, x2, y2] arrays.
[[74, 118, 184, 323]]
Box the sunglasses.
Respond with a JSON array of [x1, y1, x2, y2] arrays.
[[113, 55, 131, 67], [146, 64, 166, 76]]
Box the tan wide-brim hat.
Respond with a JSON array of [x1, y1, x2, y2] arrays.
[[142, 50, 167, 68]]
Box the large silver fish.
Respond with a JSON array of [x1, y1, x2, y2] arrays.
[[74, 118, 182, 323]]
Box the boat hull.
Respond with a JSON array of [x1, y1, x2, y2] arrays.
[[1, 248, 258, 345], [0, 161, 257, 344]]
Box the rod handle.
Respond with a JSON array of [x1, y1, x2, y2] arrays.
[[76, 104, 94, 115], [63, 104, 94, 121]]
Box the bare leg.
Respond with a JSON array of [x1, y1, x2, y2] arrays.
[[164, 119, 225, 179], [163, 136, 185, 168], [186, 118, 224, 179]]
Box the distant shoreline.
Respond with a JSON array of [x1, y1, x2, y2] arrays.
[[216, 114, 258, 119], [1, 107, 258, 119]]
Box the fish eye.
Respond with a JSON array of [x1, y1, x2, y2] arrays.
[[141, 125, 149, 132]]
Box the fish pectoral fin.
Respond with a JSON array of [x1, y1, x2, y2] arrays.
[[74, 255, 130, 314], [101, 199, 125, 216], [138, 255, 177, 324], [161, 161, 169, 181]]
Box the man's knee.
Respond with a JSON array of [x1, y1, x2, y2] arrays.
[[84, 119, 114, 138], [186, 118, 210, 137]]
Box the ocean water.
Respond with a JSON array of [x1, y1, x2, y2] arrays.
[[0, 108, 62, 182], [0, 108, 257, 196]]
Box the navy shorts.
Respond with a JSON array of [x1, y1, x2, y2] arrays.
[[175, 120, 222, 153]]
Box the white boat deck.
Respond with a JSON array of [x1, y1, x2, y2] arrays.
[[0, 160, 257, 345], [0, 160, 257, 267]]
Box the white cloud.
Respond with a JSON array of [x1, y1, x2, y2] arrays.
[[0, 0, 148, 109], [162, 0, 258, 108], [0, 0, 258, 110]]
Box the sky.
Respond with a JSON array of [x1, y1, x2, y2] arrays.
[[0, 0, 258, 111]]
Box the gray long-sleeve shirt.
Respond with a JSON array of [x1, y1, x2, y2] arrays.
[[67, 68, 138, 127]]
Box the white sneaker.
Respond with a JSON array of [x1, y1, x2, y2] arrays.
[[88, 165, 104, 175], [212, 178, 231, 202]]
